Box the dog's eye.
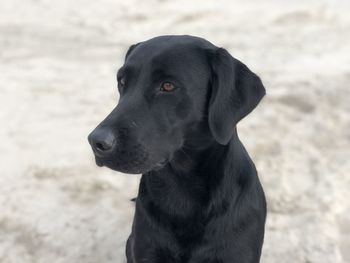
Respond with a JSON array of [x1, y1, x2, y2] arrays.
[[160, 82, 176, 92], [118, 77, 126, 88]]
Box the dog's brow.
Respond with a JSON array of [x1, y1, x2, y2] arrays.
[[152, 68, 175, 79], [117, 66, 135, 78]]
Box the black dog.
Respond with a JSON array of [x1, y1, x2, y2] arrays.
[[88, 35, 266, 263]]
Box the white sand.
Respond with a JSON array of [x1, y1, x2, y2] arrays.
[[0, 0, 349, 262]]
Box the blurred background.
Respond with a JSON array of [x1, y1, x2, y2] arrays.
[[1, 0, 349, 262]]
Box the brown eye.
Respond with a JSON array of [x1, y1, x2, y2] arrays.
[[160, 82, 175, 92]]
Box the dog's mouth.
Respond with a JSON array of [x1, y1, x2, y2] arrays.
[[93, 152, 168, 174], [152, 159, 169, 171], [95, 156, 104, 167]]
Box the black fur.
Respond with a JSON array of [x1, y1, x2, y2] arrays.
[[88, 35, 266, 263]]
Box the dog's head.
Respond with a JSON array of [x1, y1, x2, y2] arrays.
[[88, 35, 265, 174]]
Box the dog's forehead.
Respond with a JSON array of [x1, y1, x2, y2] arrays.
[[126, 36, 214, 68], [128, 45, 198, 66]]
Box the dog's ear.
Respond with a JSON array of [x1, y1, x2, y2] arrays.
[[208, 48, 266, 145], [125, 43, 140, 61]]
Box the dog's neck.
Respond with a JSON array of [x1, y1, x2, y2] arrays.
[[139, 131, 255, 221]]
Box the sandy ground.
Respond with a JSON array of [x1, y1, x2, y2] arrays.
[[0, 0, 349, 262]]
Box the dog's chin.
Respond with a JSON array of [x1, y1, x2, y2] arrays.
[[94, 156, 168, 174]]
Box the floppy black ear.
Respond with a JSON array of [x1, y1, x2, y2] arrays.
[[208, 48, 266, 145]]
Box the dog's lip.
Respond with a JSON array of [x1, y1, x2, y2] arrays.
[[93, 153, 168, 171], [156, 159, 168, 166], [152, 159, 168, 171], [95, 156, 104, 167]]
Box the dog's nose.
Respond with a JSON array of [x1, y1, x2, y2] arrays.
[[88, 128, 116, 154]]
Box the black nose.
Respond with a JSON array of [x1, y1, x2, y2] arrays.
[[88, 128, 116, 155]]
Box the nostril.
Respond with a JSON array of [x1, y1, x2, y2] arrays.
[[95, 142, 111, 151]]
